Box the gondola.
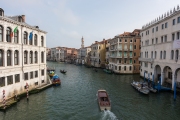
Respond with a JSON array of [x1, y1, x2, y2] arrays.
[[60, 70, 67, 74]]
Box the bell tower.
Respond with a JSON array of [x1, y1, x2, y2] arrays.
[[81, 36, 84, 48]]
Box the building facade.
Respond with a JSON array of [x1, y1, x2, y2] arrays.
[[91, 39, 107, 68], [139, 5, 180, 89], [109, 29, 141, 74], [0, 8, 47, 100]]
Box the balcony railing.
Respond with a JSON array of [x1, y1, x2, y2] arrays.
[[139, 57, 154, 63]]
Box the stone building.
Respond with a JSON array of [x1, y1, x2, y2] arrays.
[[0, 8, 47, 99], [139, 5, 180, 89], [91, 39, 107, 68], [109, 29, 141, 74]]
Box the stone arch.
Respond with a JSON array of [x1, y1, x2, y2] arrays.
[[154, 64, 161, 82], [175, 68, 180, 83], [163, 66, 173, 85]]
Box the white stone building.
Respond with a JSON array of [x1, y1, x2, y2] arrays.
[[139, 5, 180, 89], [0, 8, 47, 100]]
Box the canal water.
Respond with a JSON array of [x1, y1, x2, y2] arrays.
[[0, 62, 180, 120]]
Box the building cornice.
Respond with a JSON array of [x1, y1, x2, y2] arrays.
[[0, 16, 47, 34]]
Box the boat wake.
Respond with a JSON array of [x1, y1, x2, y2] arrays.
[[101, 110, 118, 120]]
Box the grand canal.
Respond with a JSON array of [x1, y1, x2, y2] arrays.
[[0, 61, 180, 120]]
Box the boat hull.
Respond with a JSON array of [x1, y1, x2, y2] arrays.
[[97, 90, 111, 111]]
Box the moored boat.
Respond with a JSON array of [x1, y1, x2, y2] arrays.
[[48, 71, 55, 77], [103, 69, 113, 74], [52, 74, 61, 86], [131, 81, 149, 95], [97, 89, 111, 111]]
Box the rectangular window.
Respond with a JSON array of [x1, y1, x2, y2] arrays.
[[178, 17, 180, 23], [164, 35, 167, 42], [165, 22, 168, 28], [156, 38, 158, 44], [35, 71, 38, 77], [173, 19, 176, 25], [0, 77, 5, 87], [162, 24, 164, 29], [7, 75, 13, 85], [119, 66, 121, 70], [24, 73, 28, 80], [161, 36, 163, 43], [134, 52, 136, 56], [134, 45, 136, 49], [172, 33, 175, 41], [41, 69, 44, 76], [156, 26, 158, 31], [134, 60, 136, 63], [129, 59, 132, 64], [15, 74, 20, 83], [145, 62, 148, 67], [152, 28, 154, 33], [42, 80, 44, 83], [177, 32, 179, 40], [151, 64, 153, 68], [30, 72, 33, 79], [152, 39, 154, 44]]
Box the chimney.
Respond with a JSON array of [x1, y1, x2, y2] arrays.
[[95, 41, 98, 44], [22, 15, 25, 22]]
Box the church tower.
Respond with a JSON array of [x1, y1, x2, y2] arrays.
[[81, 36, 84, 48]]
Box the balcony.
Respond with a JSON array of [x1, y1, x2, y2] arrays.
[[129, 48, 133, 51], [139, 57, 154, 63], [129, 55, 133, 58], [123, 48, 128, 51], [116, 55, 122, 58], [117, 48, 122, 51], [124, 55, 128, 58]]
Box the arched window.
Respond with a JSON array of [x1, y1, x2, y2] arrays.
[[30, 51, 33, 64], [7, 50, 11, 66], [41, 36, 44, 46], [175, 50, 179, 61], [129, 66, 132, 71], [34, 51, 38, 63], [24, 51, 28, 64], [6, 27, 11, 42], [151, 51, 153, 58], [171, 50, 174, 60], [14, 30, 19, 43], [14, 50, 19, 65], [29, 33, 33, 45], [155, 51, 157, 59], [34, 34, 37, 46], [164, 51, 166, 59], [160, 51, 162, 59], [0, 49, 3, 66], [24, 32, 28, 44], [124, 66, 126, 71], [41, 52, 44, 63], [147, 52, 148, 58], [0, 25, 3, 42]]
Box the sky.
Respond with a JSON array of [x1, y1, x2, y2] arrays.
[[1, 0, 180, 49]]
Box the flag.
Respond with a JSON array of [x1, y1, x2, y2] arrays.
[[29, 31, 33, 40], [13, 26, 18, 33]]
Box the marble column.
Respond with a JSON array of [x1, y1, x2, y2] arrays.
[[4, 51, 7, 67]]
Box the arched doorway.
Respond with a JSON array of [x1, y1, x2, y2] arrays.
[[175, 68, 180, 89], [163, 66, 172, 87], [154, 65, 161, 82]]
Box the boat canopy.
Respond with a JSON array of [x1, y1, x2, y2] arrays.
[[98, 92, 107, 97]]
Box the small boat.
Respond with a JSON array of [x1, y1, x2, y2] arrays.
[[97, 89, 111, 111], [103, 69, 113, 74], [48, 71, 55, 77], [52, 74, 61, 86], [60, 70, 67, 74], [131, 81, 149, 95], [148, 87, 157, 93]]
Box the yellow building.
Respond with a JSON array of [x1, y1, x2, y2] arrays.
[[91, 39, 107, 68]]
